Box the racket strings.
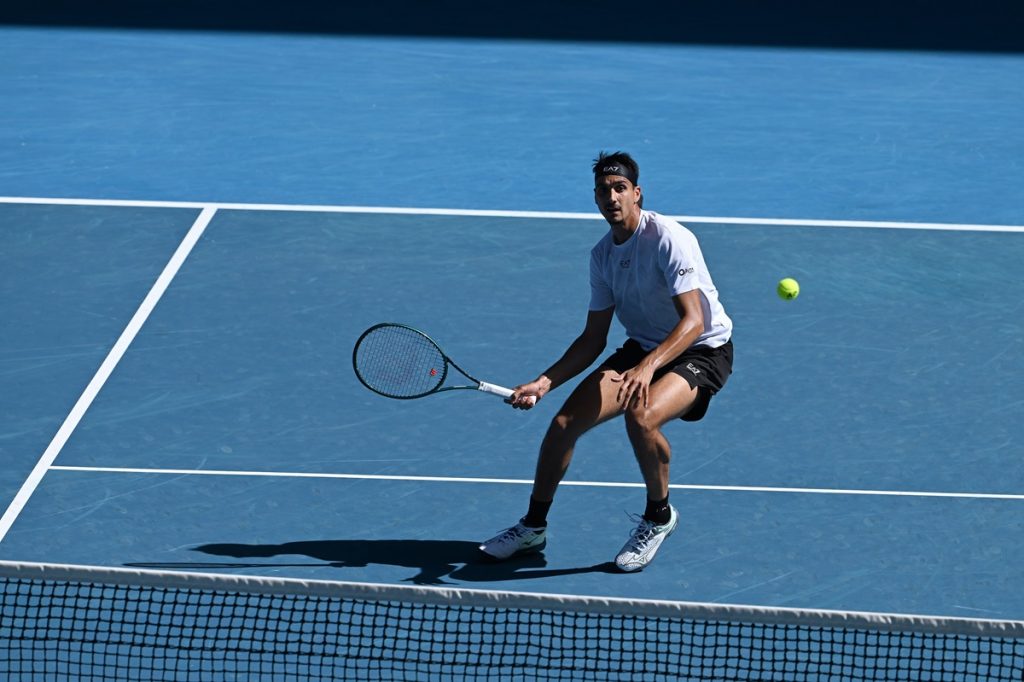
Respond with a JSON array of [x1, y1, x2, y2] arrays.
[[354, 326, 446, 398]]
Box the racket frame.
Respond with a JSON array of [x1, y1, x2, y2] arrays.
[[353, 323, 514, 400]]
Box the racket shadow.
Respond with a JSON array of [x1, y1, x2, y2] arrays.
[[183, 539, 618, 585]]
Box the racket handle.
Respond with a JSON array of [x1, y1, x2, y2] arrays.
[[477, 382, 515, 400]]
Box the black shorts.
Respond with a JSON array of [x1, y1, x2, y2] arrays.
[[599, 338, 733, 422]]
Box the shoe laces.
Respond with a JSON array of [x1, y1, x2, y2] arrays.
[[625, 513, 657, 550], [500, 524, 529, 542]]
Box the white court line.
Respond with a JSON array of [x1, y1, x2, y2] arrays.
[[1, 195, 1022, 232], [48, 466, 1024, 501], [1, 197, 1020, 537], [0, 208, 217, 544]]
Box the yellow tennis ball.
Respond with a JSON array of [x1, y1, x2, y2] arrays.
[[777, 277, 800, 300]]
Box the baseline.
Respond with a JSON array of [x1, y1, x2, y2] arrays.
[[0, 196, 1021, 233]]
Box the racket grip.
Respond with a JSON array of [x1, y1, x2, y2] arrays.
[[477, 382, 515, 400]]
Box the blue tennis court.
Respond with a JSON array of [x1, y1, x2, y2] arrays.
[[1, 6, 1023, 679]]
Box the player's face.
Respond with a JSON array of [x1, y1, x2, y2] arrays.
[[594, 175, 641, 225]]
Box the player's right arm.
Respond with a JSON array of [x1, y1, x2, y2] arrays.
[[509, 306, 614, 409]]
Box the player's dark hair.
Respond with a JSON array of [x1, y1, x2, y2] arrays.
[[593, 151, 640, 185]]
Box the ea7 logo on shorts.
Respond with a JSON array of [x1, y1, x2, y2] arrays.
[[686, 362, 701, 376], [678, 267, 694, 277]]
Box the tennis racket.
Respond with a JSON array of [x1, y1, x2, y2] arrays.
[[352, 323, 514, 401]]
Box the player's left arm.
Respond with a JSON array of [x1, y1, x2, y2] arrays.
[[613, 290, 704, 408]]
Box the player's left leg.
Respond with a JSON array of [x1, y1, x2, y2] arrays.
[[615, 373, 699, 572], [623, 373, 699, 500]]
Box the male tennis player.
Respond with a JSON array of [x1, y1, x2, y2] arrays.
[[480, 152, 733, 572]]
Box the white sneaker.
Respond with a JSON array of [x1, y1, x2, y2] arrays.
[[479, 521, 547, 560], [615, 505, 679, 572]]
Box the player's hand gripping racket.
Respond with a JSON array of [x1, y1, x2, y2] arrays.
[[353, 323, 514, 401]]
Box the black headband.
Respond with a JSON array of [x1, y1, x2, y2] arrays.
[[595, 162, 638, 186]]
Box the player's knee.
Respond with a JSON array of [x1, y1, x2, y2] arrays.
[[623, 405, 659, 435], [544, 413, 580, 445]]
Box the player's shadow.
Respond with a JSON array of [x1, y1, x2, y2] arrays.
[[128, 540, 618, 585]]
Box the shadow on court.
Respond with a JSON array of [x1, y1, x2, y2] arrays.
[[128, 540, 619, 586]]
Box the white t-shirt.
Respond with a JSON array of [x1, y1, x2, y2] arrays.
[[589, 210, 732, 350]]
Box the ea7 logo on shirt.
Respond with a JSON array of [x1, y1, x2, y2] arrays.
[[678, 267, 694, 277], [619, 259, 631, 268]]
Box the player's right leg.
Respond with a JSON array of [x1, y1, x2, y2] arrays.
[[479, 368, 626, 560], [530, 367, 626, 501]]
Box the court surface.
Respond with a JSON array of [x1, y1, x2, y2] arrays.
[[1, 18, 1023, 624]]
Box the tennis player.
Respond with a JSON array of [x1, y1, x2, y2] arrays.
[[480, 152, 733, 572]]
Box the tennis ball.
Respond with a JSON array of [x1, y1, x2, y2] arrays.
[[777, 277, 800, 300]]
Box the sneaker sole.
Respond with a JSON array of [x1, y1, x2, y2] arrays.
[[478, 538, 547, 562]]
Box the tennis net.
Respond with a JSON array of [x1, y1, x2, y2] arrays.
[[0, 560, 1022, 681]]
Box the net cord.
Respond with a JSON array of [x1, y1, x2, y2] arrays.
[[0, 559, 1019, 639]]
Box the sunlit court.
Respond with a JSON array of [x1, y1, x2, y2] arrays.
[[1, 2, 1023, 679]]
